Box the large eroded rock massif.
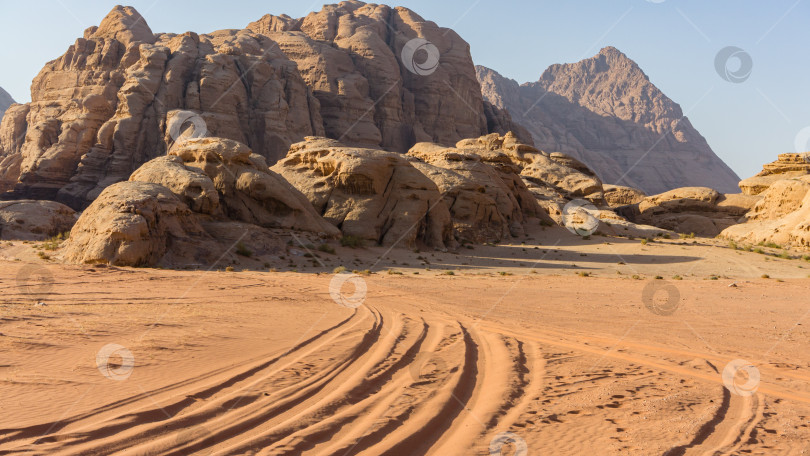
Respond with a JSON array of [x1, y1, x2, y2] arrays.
[[0, 2, 527, 210]]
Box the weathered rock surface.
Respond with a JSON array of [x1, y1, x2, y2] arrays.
[[616, 187, 759, 237], [0, 6, 322, 208], [273, 137, 453, 249], [407, 133, 546, 242], [0, 87, 14, 121], [721, 176, 810, 249], [61, 182, 216, 266], [129, 155, 220, 215], [167, 138, 339, 235], [1, 2, 520, 209], [738, 153, 810, 195], [476, 48, 740, 194], [63, 137, 335, 267], [603, 184, 646, 207], [248, 1, 489, 153], [0, 200, 77, 240]]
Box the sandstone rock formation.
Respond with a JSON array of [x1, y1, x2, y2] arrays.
[[129, 155, 220, 215], [407, 137, 541, 243], [61, 182, 217, 266], [0, 87, 14, 121], [476, 48, 740, 194], [603, 184, 646, 207], [64, 137, 336, 266], [1, 2, 529, 209], [273, 137, 453, 249], [246, 1, 491, 152], [616, 187, 759, 237], [168, 138, 338, 235], [738, 153, 810, 195], [721, 175, 810, 249], [0, 5, 320, 208], [0, 200, 77, 240]]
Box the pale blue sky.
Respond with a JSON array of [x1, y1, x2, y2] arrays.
[[1, 0, 808, 179]]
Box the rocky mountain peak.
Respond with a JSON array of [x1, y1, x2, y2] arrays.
[[91, 5, 155, 45], [478, 48, 740, 194], [0, 87, 14, 120]]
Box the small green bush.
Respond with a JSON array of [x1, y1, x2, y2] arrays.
[[235, 242, 252, 257], [318, 243, 336, 254], [340, 235, 363, 248]]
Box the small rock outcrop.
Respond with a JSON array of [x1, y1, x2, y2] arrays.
[[603, 184, 646, 207], [273, 137, 454, 249], [721, 176, 810, 249], [738, 153, 810, 195], [0, 200, 77, 240], [616, 187, 759, 237], [61, 182, 217, 266], [476, 48, 740, 194]]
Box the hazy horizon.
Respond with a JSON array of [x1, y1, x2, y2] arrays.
[[1, 0, 808, 181]]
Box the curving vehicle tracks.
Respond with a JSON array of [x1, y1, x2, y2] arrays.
[[1, 270, 809, 455]]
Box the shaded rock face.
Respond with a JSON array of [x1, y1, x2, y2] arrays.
[[0, 6, 321, 208], [407, 133, 546, 243], [476, 47, 740, 194], [721, 176, 810, 249], [738, 153, 810, 195], [0, 87, 14, 121], [273, 137, 453, 249], [0, 200, 77, 240], [616, 187, 759, 237]]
